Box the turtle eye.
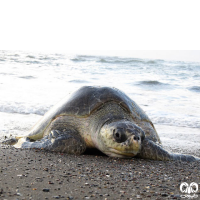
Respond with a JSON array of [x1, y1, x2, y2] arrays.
[[113, 129, 127, 143]]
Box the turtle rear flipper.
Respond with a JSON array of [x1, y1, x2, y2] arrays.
[[138, 139, 200, 162], [14, 129, 87, 154], [2, 138, 18, 145]]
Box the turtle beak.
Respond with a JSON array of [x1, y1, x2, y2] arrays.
[[124, 134, 141, 153]]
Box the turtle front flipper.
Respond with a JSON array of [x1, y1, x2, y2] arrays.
[[14, 129, 87, 154], [138, 139, 200, 162]]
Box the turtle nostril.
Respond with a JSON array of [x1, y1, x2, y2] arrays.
[[133, 136, 140, 141]]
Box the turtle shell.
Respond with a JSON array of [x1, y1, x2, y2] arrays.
[[23, 86, 154, 140], [49, 86, 150, 122]]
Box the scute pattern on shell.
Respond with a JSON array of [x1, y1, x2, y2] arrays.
[[51, 86, 151, 122]]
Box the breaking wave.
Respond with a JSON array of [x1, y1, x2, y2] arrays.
[[152, 116, 200, 129], [71, 55, 163, 65], [0, 102, 50, 116], [138, 80, 164, 85], [189, 86, 200, 92]]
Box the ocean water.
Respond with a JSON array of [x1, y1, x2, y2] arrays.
[[0, 50, 200, 156]]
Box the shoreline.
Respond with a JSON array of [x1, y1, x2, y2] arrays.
[[0, 146, 200, 199]]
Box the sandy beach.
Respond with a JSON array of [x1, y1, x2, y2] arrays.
[[0, 146, 199, 200]]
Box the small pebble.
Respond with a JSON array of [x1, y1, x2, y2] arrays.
[[0, 188, 3, 194], [53, 196, 60, 199], [161, 193, 168, 197], [17, 192, 22, 196], [43, 188, 50, 192]]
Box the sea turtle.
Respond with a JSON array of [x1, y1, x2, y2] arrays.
[[2, 86, 200, 162]]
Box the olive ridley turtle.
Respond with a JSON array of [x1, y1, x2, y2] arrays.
[[3, 86, 200, 162]]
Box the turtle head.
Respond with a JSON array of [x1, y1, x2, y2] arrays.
[[98, 120, 145, 158]]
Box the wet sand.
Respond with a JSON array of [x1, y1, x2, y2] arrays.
[[0, 146, 200, 200]]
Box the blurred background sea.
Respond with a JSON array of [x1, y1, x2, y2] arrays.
[[0, 50, 200, 156]]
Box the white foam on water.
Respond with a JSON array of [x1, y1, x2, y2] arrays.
[[155, 124, 200, 157], [0, 112, 41, 140]]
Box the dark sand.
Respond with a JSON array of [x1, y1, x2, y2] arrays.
[[0, 146, 200, 200]]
